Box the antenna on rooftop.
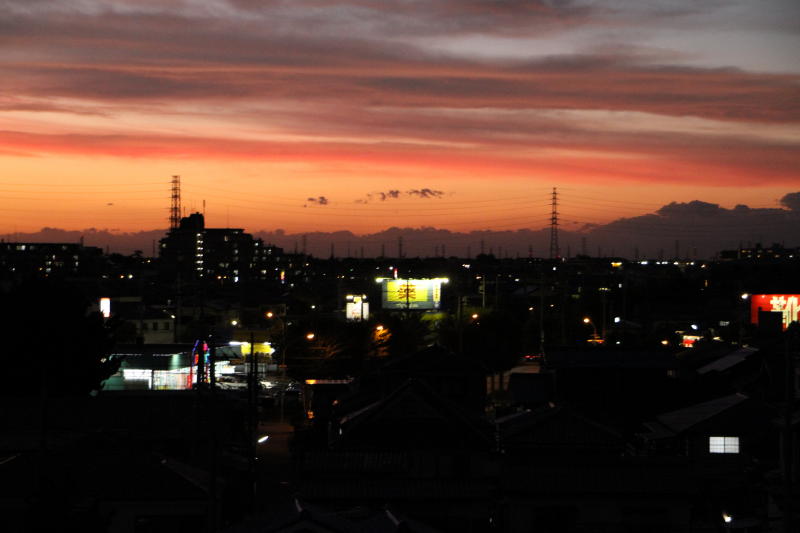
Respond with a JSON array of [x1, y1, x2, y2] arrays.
[[169, 175, 181, 229]]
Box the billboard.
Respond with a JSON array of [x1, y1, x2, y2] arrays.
[[345, 294, 369, 321], [379, 278, 446, 310], [750, 294, 800, 330]]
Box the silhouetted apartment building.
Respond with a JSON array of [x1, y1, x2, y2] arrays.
[[0, 241, 103, 278], [719, 242, 799, 261], [158, 212, 282, 283]]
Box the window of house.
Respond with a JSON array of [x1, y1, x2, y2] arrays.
[[163, 322, 170, 331], [709, 436, 739, 454], [152, 322, 159, 331]]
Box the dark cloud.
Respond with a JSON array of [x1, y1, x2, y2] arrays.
[[780, 192, 800, 211], [358, 189, 445, 203], [2, 4, 798, 124], [407, 188, 444, 199], [588, 199, 800, 258], [305, 196, 329, 206], [376, 190, 401, 201], [657, 200, 724, 217], [223, 0, 591, 38]]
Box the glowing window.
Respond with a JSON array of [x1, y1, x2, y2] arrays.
[[709, 436, 739, 454]]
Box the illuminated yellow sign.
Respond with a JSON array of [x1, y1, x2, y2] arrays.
[[385, 280, 430, 304], [379, 278, 446, 310]]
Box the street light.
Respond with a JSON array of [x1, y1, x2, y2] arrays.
[[305, 332, 315, 341], [583, 317, 601, 343]]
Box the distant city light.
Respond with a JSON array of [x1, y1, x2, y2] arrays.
[[614, 317, 621, 323], [258, 435, 269, 444], [306, 332, 315, 340], [740, 293, 749, 300]]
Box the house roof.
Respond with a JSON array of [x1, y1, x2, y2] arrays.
[[332, 379, 494, 451], [507, 373, 552, 405], [241, 499, 443, 533], [498, 404, 624, 450], [696, 346, 757, 374], [381, 344, 485, 376], [655, 393, 748, 433], [545, 349, 676, 369], [0, 434, 208, 502]]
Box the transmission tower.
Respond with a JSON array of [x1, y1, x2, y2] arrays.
[[549, 187, 560, 259], [169, 175, 182, 229]]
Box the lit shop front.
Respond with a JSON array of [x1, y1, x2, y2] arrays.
[[103, 343, 241, 391]]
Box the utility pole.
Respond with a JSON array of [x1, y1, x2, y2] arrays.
[[174, 271, 181, 343], [248, 331, 258, 510], [206, 339, 218, 532], [783, 327, 796, 533], [549, 187, 560, 260], [539, 270, 546, 356]]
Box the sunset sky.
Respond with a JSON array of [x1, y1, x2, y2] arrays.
[[1, 0, 798, 236]]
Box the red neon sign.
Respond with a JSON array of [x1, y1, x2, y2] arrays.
[[750, 294, 800, 330]]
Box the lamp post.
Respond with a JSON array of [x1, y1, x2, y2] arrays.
[[264, 310, 287, 376], [583, 317, 601, 344]]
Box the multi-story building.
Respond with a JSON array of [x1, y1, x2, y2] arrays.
[[158, 213, 282, 283], [0, 241, 103, 278]]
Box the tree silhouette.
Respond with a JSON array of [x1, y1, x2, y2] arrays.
[[0, 280, 118, 397]]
